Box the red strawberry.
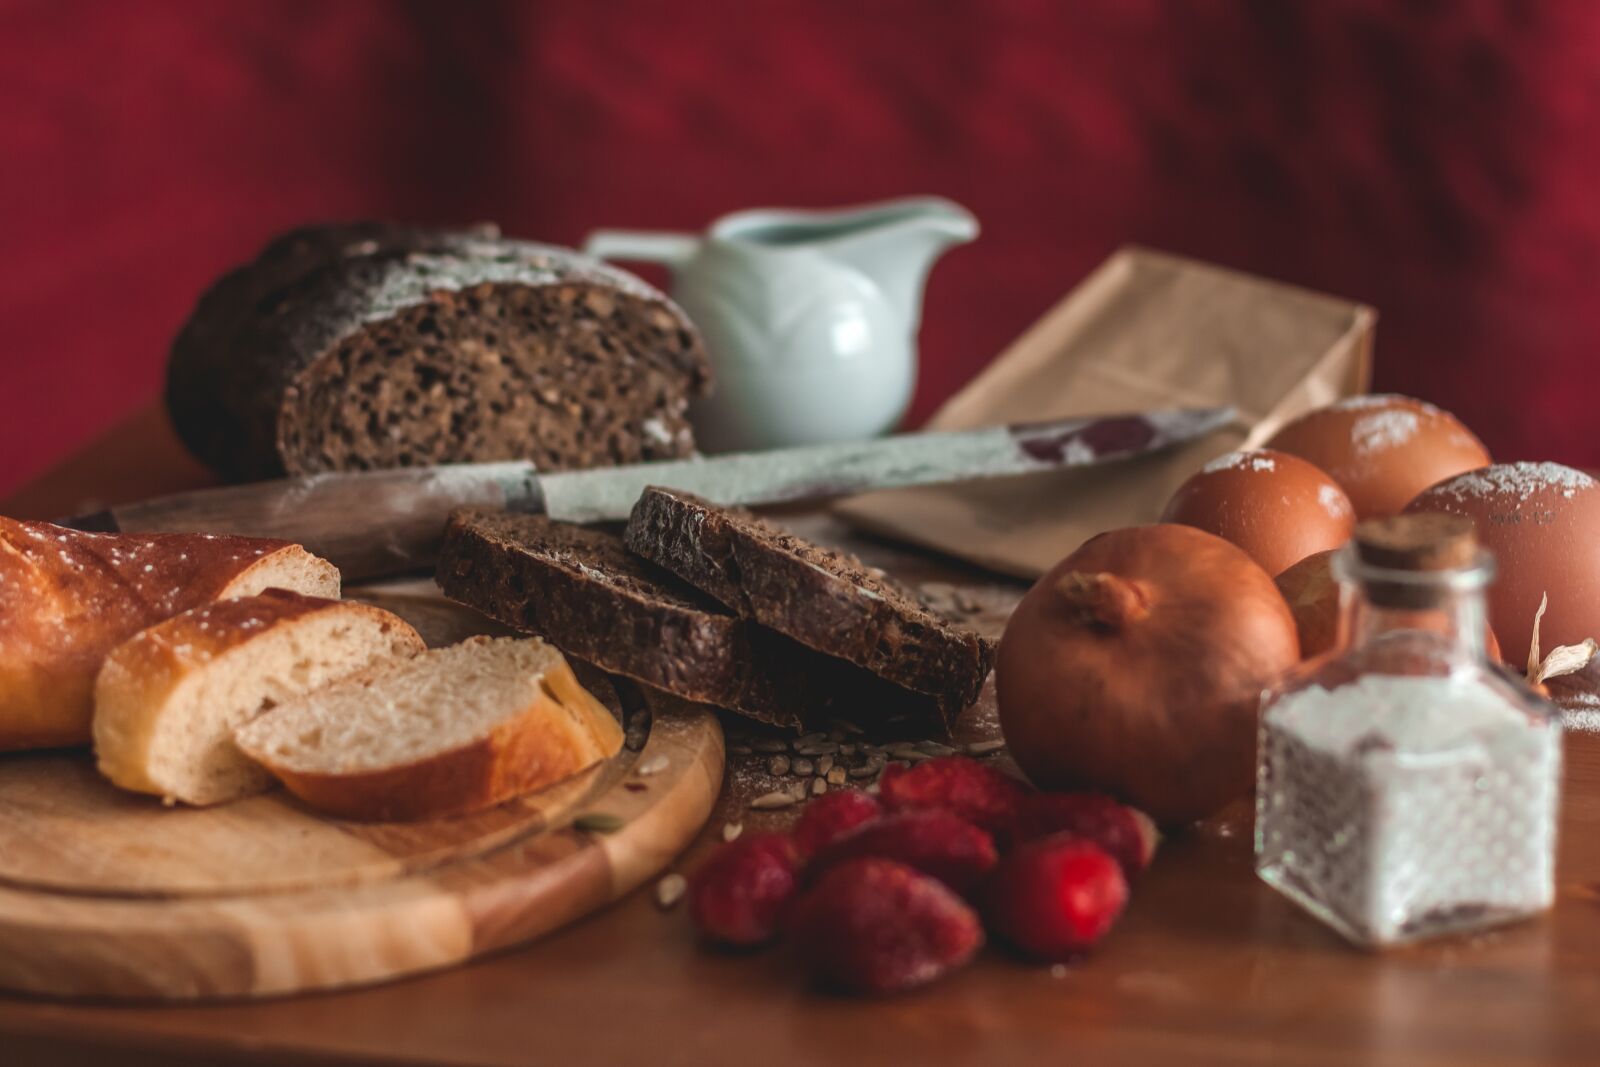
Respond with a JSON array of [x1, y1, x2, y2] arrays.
[[788, 858, 984, 995], [792, 788, 881, 857], [810, 810, 997, 894], [687, 832, 803, 947], [1007, 793, 1160, 877], [984, 834, 1127, 961], [878, 755, 1030, 833]]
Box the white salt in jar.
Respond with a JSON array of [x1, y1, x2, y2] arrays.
[[1256, 513, 1562, 947]]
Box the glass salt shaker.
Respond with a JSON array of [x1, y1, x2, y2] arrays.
[[1256, 513, 1562, 947]]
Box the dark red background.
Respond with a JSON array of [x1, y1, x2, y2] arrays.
[[5, 0, 1598, 499]]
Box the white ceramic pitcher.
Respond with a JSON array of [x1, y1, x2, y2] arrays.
[[584, 197, 977, 452]]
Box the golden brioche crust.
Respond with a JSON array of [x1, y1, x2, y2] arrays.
[[93, 591, 424, 800], [0, 517, 340, 751]]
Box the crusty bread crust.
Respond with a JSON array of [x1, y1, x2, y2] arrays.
[[0, 517, 340, 751], [624, 487, 995, 712], [93, 591, 424, 802], [165, 222, 711, 482], [438, 509, 946, 731], [237, 640, 623, 822]]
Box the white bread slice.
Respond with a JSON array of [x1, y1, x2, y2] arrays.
[[0, 516, 341, 752], [94, 592, 425, 805], [233, 636, 625, 821]]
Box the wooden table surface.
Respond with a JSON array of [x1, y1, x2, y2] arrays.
[[6, 409, 1600, 1067]]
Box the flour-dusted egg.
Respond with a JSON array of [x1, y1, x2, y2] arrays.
[[1160, 449, 1355, 576], [1406, 462, 1600, 666], [1266, 394, 1491, 519]]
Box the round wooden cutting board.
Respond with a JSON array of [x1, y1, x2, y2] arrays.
[[0, 695, 723, 1001]]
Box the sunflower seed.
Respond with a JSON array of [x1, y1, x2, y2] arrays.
[[965, 739, 1007, 756], [862, 744, 887, 757], [729, 744, 753, 756], [794, 741, 839, 757], [887, 743, 923, 759], [792, 757, 814, 777], [574, 812, 625, 833], [811, 777, 828, 796], [838, 743, 856, 758], [722, 822, 744, 841], [848, 763, 880, 779], [917, 741, 957, 757], [655, 873, 687, 909], [825, 767, 847, 787], [903, 750, 934, 763], [768, 754, 792, 776], [830, 717, 865, 735], [750, 791, 797, 810], [796, 732, 828, 747], [636, 754, 670, 776], [816, 755, 834, 776], [753, 739, 788, 753]]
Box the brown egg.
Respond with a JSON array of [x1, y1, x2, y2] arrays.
[[1160, 449, 1355, 577], [1405, 462, 1600, 666], [1274, 549, 1343, 659], [1266, 394, 1490, 518], [1275, 547, 1503, 663]]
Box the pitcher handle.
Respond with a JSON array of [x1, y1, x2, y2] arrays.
[[583, 230, 699, 269]]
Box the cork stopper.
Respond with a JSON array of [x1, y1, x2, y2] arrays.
[[1354, 513, 1478, 570], [1352, 513, 1480, 608]]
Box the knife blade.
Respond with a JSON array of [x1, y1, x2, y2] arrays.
[[62, 406, 1234, 579]]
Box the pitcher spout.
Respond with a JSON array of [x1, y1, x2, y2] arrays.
[[711, 196, 978, 330], [814, 197, 978, 330]]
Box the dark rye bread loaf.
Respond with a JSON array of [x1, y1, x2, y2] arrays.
[[624, 487, 994, 712], [436, 509, 937, 730], [167, 222, 711, 482]]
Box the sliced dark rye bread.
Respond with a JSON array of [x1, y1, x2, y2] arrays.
[[624, 487, 994, 712], [436, 509, 936, 730], [167, 222, 711, 482]]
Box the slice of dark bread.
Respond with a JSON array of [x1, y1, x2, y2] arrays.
[[436, 509, 936, 730], [624, 487, 995, 712], [167, 222, 712, 482]]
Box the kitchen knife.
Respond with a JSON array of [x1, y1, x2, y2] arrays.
[[64, 406, 1235, 579]]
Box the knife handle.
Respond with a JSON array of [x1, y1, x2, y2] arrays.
[[67, 463, 542, 579]]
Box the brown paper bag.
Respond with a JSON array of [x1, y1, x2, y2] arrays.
[[834, 247, 1375, 578]]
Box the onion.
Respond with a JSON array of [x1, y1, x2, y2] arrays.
[[995, 524, 1300, 824]]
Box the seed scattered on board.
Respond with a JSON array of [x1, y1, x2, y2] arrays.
[[722, 822, 744, 841], [655, 873, 687, 909], [750, 791, 797, 810], [573, 812, 626, 833]]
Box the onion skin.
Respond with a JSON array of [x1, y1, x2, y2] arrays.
[[996, 524, 1300, 825]]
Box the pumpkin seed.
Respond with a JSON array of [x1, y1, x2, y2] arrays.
[[574, 812, 625, 833], [655, 874, 687, 909]]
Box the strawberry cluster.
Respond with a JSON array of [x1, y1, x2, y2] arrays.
[[686, 756, 1159, 995]]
